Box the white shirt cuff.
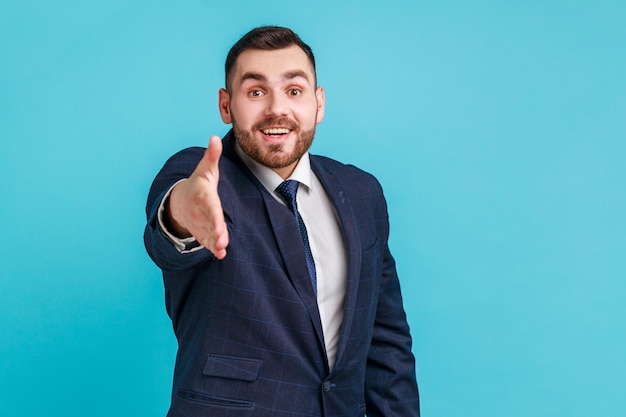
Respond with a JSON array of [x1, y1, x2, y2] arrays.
[[157, 179, 204, 253]]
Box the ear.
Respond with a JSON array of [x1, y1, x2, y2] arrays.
[[218, 88, 232, 124], [315, 86, 325, 124]]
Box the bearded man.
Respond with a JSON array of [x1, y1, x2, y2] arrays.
[[144, 26, 420, 417]]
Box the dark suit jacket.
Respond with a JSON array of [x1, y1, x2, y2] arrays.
[[144, 130, 419, 417]]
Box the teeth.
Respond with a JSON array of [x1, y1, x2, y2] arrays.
[[263, 128, 290, 135]]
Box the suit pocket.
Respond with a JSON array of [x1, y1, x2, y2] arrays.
[[177, 390, 253, 408], [203, 354, 262, 382]]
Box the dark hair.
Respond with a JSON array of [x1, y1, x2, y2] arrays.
[[225, 26, 316, 90]]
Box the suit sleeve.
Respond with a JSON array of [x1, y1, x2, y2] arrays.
[[364, 184, 420, 416], [143, 147, 215, 271]]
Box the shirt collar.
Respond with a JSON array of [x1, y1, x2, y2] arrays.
[[235, 142, 313, 194]]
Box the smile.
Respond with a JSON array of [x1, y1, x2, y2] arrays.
[[261, 127, 291, 135]]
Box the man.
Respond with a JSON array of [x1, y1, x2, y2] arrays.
[[144, 26, 419, 417]]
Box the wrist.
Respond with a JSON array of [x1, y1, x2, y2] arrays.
[[164, 192, 192, 239]]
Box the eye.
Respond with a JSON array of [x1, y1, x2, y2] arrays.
[[248, 89, 264, 97], [288, 89, 302, 96]]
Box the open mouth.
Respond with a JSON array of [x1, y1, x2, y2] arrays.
[[261, 127, 291, 136]]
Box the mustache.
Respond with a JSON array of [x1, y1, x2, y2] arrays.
[[251, 116, 299, 131]]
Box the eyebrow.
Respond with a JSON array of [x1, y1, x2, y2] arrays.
[[238, 70, 311, 85], [239, 72, 267, 84], [281, 70, 310, 83]]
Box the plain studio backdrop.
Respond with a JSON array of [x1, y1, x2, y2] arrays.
[[1, 1, 624, 416]]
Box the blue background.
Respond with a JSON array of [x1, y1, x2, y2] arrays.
[[1, 1, 624, 416]]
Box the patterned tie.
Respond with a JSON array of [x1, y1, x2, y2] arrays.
[[275, 180, 317, 294]]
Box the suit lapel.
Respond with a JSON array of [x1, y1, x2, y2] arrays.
[[261, 193, 326, 344], [222, 132, 362, 369], [310, 157, 362, 370], [222, 132, 326, 353]]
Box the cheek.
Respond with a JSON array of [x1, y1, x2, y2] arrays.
[[294, 102, 320, 124], [231, 103, 262, 127]]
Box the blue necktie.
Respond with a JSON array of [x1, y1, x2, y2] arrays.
[[275, 180, 317, 294]]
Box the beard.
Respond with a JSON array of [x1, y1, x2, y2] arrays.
[[232, 115, 316, 170]]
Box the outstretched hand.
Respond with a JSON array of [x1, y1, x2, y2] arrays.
[[167, 136, 229, 259]]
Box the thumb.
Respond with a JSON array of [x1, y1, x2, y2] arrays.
[[206, 135, 223, 166], [195, 135, 223, 180]]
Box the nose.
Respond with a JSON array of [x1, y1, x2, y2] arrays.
[[265, 91, 289, 117]]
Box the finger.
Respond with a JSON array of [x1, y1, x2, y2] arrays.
[[209, 212, 229, 256], [190, 212, 229, 260], [206, 135, 222, 166], [213, 248, 227, 260], [213, 222, 229, 260], [212, 237, 228, 260], [213, 222, 229, 254], [197, 226, 228, 260], [195, 135, 222, 180]]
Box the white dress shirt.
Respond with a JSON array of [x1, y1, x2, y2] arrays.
[[158, 144, 348, 371]]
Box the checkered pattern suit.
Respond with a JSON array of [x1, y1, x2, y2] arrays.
[[144, 130, 419, 417]]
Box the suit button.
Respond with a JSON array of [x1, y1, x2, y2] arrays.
[[323, 381, 335, 392]]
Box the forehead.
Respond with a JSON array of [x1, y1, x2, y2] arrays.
[[232, 45, 316, 84]]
